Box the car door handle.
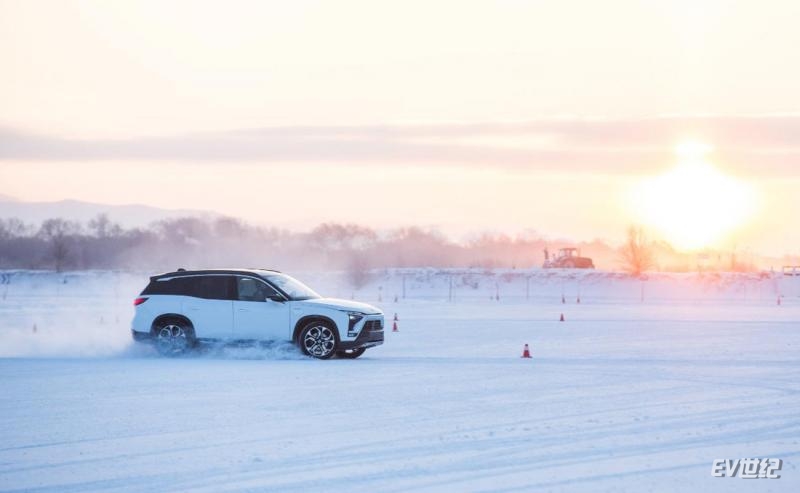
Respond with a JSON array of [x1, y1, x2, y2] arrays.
[[238, 308, 249, 312]]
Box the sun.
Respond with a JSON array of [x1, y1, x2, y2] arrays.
[[630, 141, 757, 251]]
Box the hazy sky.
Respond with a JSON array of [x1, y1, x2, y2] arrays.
[[1, 1, 799, 255]]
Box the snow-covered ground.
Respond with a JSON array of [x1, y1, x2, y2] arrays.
[[1, 270, 798, 492]]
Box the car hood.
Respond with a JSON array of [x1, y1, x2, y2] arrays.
[[295, 297, 382, 315]]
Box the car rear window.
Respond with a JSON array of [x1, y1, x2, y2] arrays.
[[141, 275, 234, 300]]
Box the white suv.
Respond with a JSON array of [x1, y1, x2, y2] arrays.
[[131, 269, 384, 359]]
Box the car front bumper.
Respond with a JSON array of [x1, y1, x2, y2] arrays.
[[339, 317, 384, 350]]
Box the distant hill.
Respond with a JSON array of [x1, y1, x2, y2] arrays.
[[0, 198, 218, 228]]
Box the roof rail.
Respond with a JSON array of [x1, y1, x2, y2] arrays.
[[247, 268, 282, 273]]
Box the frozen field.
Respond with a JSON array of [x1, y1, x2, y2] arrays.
[[1, 270, 799, 492]]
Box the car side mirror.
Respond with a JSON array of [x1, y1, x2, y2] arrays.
[[265, 295, 285, 303]]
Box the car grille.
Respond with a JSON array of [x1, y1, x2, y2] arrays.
[[363, 319, 383, 332]]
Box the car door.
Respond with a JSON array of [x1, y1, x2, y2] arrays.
[[181, 275, 235, 339], [233, 276, 291, 341]]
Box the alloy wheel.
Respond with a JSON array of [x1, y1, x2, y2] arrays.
[[303, 325, 336, 358], [156, 324, 189, 355]]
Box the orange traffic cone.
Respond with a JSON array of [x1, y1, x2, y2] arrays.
[[777, 295, 781, 306], [576, 296, 581, 304], [392, 320, 398, 332], [560, 313, 565, 322], [521, 343, 531, 358], [561, 294, 566, 304], [394, 313, 399, 321]]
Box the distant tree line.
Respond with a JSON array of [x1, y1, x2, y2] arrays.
[[1, 215, 767, 277], [0, 214, 620, 276]]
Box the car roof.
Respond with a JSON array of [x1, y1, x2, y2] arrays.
[[151, 268, 281, 281]]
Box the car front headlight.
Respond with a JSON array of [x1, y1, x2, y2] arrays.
[[345, 311, 364, 334]]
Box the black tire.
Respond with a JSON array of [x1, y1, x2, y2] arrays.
[[154, 319, 195, 356], [298, 320, 338, 359], [336, 347, 366, 359]]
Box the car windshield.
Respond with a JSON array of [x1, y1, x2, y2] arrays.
[[261, 273, 321, 301]]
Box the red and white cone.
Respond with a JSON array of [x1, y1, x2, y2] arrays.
[[392, 320, 398, 332], [394, 313, 399, 321], [521, 343, 532, 358], [560, 313, 565, 322], [777, 295, 781, 306]]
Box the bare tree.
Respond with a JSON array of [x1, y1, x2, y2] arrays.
[[88, 213, 121, 238], [0, 218, 31, 238], [619, 225, 655, 276], [38, 218, 81, 272]]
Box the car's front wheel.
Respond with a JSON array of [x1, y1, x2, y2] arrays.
[[155, 320, 195, 356], [336, 348, 366, 359], [299, 321, 338, 359]]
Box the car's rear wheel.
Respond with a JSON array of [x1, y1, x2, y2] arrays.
[[155, 320, 195, 356], [299, 321, 338, 359], [336, 347, 366, 359]]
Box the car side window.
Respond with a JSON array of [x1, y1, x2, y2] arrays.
[[237, 277, 280, 302], [193, 275, 235, 300]]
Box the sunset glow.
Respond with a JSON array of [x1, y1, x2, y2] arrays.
[[632, 142, 758, 251], [1, 1, 799, 257]]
